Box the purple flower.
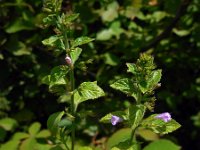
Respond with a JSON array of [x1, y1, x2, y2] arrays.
[[65, 56, 72, 66], [111, 115, 123, 126], [155, 112, 172, 122]]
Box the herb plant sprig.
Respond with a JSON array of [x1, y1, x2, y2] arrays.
[[100, 53, 181, 149], [41, 0, 105, 149]]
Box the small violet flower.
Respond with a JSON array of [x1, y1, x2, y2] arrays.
[[155, 112, 172, 122], [65, 55, 72, 66], [111, 115, 123, 126]]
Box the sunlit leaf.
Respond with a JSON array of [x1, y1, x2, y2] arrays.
[[147, 70, 162, 89], [126, 63, 137, 75], [173, 28, 191, 37], [96, 29, 113, 41], [63, 13, 79, 23], [28, 122, 41, 136], [20, 138, 37, 150], [71, 36, 94, 48], [36, 130, 51, 138], [42, 35, 65, 50], [110, 78, 138, 101], [101, 1, 119, 22], [0, 118, 18, 131], [0, 140, 20, 150], [74, 81, 105, 106], [12, 132, 29, 140], [70, 47, 82, 65]]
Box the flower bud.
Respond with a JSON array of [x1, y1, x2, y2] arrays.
[[65, 55, 72, 66]]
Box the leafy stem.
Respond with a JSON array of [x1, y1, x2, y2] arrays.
[[61, 22, 75, 150]]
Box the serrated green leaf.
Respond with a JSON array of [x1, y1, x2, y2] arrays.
[[12, 132, 29, 140], [107, 128, 132, 149], [126, 63, 137, 75], [36, 130, 51, 138], [139, 70, 162, 93], [49, 65, 69, 85], [110, 78, 138, 101], [69, 47, 82, 65], [74, 81, 105, 107], [71, 36, 94, 48], [0, 140, 20, 150], [42, 35, 59, 46], [47, 111, 64, 136], [42, 35, 65, 50], [143, 139, 181, 150], [128, 105, 146, 129], [100, 111, 127, 123], [141, 114, 181, 134], [28, 122, 41, 136], [42, 65, 69, 94], [147, 70, 162, 89], [0, 118, 18, 131]]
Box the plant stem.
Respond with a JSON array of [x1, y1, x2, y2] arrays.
[[62, 23, 75, 150], [130, 127, 136, 145], [70, 68, 75, 150]]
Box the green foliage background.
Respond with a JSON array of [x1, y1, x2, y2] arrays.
[[0, 0, 200, 149]]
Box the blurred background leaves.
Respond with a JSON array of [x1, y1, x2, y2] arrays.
[[0, 0, 200, 149]]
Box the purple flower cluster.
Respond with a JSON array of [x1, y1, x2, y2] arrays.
[[155, 112, 172, 122]]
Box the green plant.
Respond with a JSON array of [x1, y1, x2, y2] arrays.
[[100, 53, 181, 149], [41, 0, 105, 149]]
